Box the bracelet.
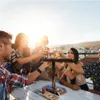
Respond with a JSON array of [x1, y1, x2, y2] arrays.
[[37, 68, 42, 74]]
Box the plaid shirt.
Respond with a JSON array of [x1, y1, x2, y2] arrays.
[[0, 64, 29, 100], [0, 65, 29, 88], [4, 50, 22, 73]]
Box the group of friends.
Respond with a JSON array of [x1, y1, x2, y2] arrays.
[[0, 30, 100, 100]]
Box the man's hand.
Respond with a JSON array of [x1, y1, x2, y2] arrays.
[[39, 62, 51, 72]]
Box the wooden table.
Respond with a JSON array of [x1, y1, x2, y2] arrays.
[[43, 58, 73, 91], [11, 80, 100, 100]]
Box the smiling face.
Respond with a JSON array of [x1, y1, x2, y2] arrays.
[[67, 49, 75, 60], [67, 48, 79, 64]]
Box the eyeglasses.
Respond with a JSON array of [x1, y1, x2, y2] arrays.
[[0, 41, 12, 46]]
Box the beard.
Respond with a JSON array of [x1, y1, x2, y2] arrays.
[[4, 55, 10, 61], [4, 58, 10, 61]]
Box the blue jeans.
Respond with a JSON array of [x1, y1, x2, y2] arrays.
[[0, 83, 4, 100], [0, 83, 9, 100]]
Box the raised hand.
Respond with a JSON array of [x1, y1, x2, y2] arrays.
[[36, 46, 49, 58], [39, 62, 51, 72]]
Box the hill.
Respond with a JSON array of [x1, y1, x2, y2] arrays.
[[59, 41, 100, 48], [73, 41, 100, 48]]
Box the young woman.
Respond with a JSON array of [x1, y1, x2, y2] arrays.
[[59, 48, 89, 91], [9, 33, 48, 75]]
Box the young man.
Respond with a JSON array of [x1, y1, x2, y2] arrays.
[[0, 30, 49, 99], [68, 50, 100, 95]]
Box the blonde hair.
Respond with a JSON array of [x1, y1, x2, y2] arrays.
[[14, 33, 28, 49]]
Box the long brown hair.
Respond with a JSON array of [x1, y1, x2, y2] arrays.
[[14, 33, 28, 49], [70, 47, 79, 64]]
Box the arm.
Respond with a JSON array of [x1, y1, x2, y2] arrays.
[[27, 62, 49, 83], [17, 48, 48, 64], [59, 75, 80, 90], [55, 62, 64, 70], [65, 70, 76, 80], [68, 61, 95, 79], [17, 54, 41, 64], [68, 62, 84, 74], [9, 62, 50, 86]]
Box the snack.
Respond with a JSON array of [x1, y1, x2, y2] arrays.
[[34, 89, 59, 100]]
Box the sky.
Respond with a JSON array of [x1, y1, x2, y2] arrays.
[[0, 0, 100, 47]]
